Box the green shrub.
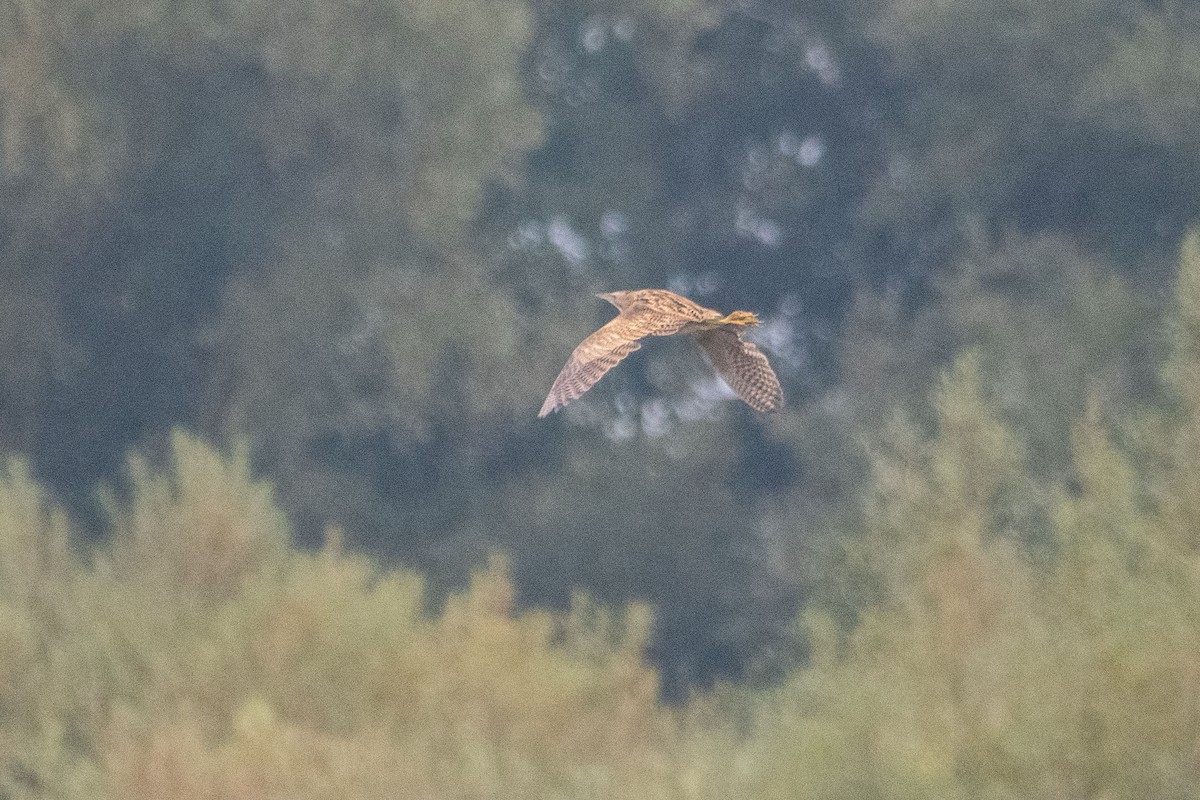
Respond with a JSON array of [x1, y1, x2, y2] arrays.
[[0, 431, 723, 799]]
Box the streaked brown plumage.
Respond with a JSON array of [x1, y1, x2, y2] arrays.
[[539, 289, 784, 417]]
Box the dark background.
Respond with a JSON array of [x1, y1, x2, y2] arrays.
[[3, 0, 1197, 698]]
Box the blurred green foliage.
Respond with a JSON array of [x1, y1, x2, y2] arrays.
[[3, 235, 1200, 798], [4, 0, 1200, 706], [0, 431, 677, 798], [742, 236, 1200, 798]]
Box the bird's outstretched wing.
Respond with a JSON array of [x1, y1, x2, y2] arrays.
[[539, 308, 691, 417], [694, 329, 783, 413]]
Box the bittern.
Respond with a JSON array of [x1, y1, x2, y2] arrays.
[[539, 289, 784, 417]]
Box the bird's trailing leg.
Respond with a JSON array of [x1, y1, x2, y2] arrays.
[[715, 310, 761, 329]]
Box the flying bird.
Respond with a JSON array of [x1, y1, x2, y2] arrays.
[[539, 289, 784, 417]]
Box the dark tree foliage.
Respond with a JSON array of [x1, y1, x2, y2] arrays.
[[3, 0, 1200, 695]]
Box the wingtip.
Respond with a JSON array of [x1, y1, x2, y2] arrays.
[[754, 389, 785, 414], [753, 393, 782, 412]]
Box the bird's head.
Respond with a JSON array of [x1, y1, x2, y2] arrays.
[[596, 291, 634, 310]]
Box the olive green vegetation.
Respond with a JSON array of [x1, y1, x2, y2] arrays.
[[744, 237, 1200, 798], [4, 0, 1200, 737], [4, 238, 1200, 797]]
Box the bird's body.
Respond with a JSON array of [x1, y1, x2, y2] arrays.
[[538, 289, 784, 417]]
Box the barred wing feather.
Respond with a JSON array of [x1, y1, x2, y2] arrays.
[[538, 308, 691, 417], [694, 329, 783, 413]]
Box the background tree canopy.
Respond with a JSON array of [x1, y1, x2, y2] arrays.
[[4, 0, 1200, 792]]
